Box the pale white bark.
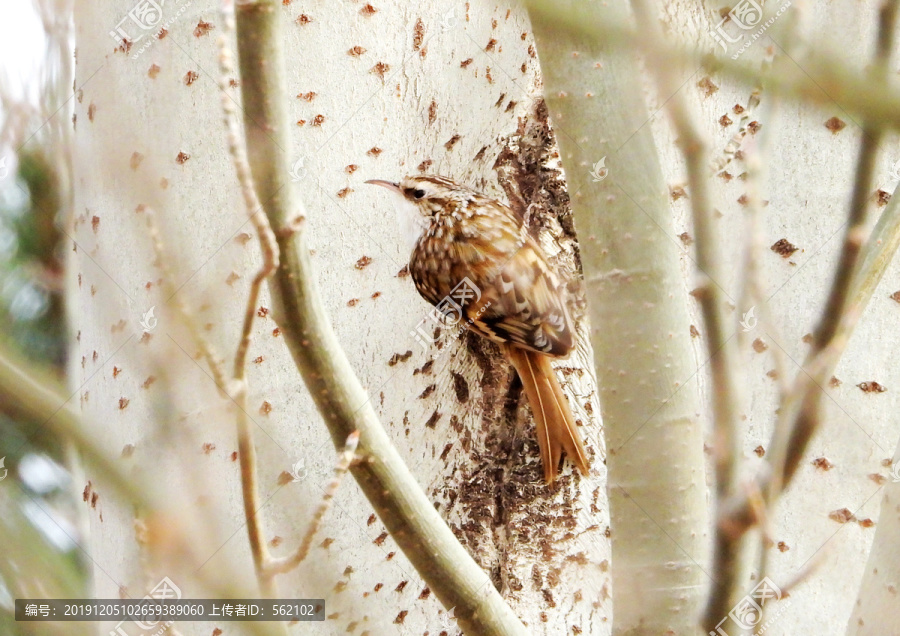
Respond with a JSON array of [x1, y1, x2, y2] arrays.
[[527, 2, 710, 634], [847, 438, 900, 634], [70, 0, 609, 633]]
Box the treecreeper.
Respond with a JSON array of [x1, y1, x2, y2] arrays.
[[368, 175, 590, 483]]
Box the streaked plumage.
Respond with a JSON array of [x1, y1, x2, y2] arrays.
[[367, 175, 590, 483]]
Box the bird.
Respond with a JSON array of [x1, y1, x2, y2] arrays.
[[366, 175, 590, 483]]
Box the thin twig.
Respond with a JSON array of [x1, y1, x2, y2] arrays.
[[744, 478, 774, 553], [721, 46, 789, 401], [0, 344, 282, 636], [630, 0, 745, 625], [710, 1, 899, 624], [731, 61, 791, 587], [145, 210, 230, 390], [714, 0, 900, 618], [215, 0, 282, 599], [266, 431, 360, 576], [767, 0, 899, 503], [719, 200, 900, 529], [525, 0, 900, 133], [740, 128, 792, 400], [777, 544, 831, 598], [146, 205, 281, 601], [216, 0, 280, 381]]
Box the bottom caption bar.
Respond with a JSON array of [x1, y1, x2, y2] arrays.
[[15, 600, 325, 622]]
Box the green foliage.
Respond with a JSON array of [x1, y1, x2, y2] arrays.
[[0, 148, 88, 635], [0, 149, 66, 367]]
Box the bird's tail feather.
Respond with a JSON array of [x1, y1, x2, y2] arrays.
[[507, 347, 590, 483]]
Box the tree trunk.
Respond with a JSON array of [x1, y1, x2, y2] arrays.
[[527, 2, 710, 633], [70, 0, 610, 633], [846, 436, 900, 634]]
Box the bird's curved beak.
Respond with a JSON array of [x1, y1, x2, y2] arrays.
[[365, 179, 401, 193]]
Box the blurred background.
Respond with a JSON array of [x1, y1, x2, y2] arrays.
[[0, 2, 87, 634]]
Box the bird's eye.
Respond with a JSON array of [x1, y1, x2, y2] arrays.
[[413, 189, 426, 199]]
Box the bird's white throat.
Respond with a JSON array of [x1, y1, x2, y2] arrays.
[[393, 196, 430, 254]]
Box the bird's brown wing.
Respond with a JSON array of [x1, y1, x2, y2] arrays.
[[409, 197, 574, 357], [466, 235, 574, 357]]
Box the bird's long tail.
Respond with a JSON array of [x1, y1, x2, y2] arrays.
[[507, 346, 590, 483]]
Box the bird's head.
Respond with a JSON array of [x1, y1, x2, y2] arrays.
[[366, 175, 473, 251]]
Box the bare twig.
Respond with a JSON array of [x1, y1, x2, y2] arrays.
[[738, 113, 793, 400], [267, 432, 360, 576], [215, 0, 282, 599], [145, 211, 230, 389], [145, 208, 278, 600], [229, 2, 526, 633], [630, 0, 745, 625], [0, 344, 282, 636], [525, 0, 900, 133], [714, 0, 900, 623], [731, 72, 792, 586], [744, 478, 774, 553], [215, 0, 280, 381], [767, 0, 899, 502], [719, 175, 900, 522], [777, 544, 831, 598], [137, 3, 289, 599]]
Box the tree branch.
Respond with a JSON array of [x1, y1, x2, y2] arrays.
[[698, 11, 900, 634], [266, 432, 359, 577], [525, 1, 709, 632], [767, 0, 899, 499], [629, 0, 745, 626], [216, 1, 281, 599], [0, 343, 282, 636], [525, 0, 900, 133]]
